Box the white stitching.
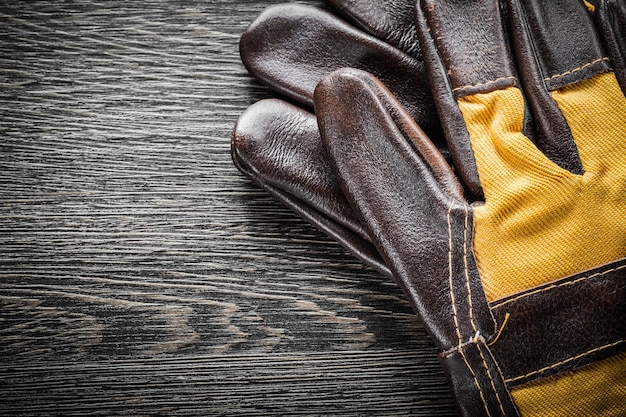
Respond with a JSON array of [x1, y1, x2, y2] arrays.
[[447, 200, 463, 345], [448, 200, 493, 417], [452, 76, 517, 93], [504, 340, 624, 383], [462, 202, 477, 334], [543, 57, 610, 82], [491, 263, 626, 309], [461, 203, 507, 415]]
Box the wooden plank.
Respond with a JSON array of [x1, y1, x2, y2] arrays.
[[0, 1, 457, 415], [1, 352, 456, 416]]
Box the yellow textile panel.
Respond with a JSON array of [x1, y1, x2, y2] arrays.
[[510, 352, 626, 417], [458, 72, 626, 302]]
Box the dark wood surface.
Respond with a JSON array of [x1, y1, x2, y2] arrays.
[[0, 1, 458, 415]]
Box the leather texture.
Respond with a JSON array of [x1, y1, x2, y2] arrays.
[[419, 0, 518, 97], [440, 337, 519, 417], [412, 1, 485, 196], [415, 0, 606, 180], [489, 258, 626, 387], [516, 0, 609, 91], [595, 0, 626, 92], [238, 3, 485, 194], [232, 98, 391, 278], [233, 2, 456, 278], [314, 65, 626, 416], [315, 69, 490, 348], [328, 0, 421, 59], [504, 0, 593, 175], [316, 67, 516, 417], [239, 4, 444, 147]]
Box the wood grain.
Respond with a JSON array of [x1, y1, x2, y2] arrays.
[[0, 1, 458, 415]]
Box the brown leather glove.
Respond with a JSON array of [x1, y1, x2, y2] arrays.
[[237, 2, 443, 142], [313, 0, 625, 415], [233, 2, 452, 278], [233, 1, 626, 415]]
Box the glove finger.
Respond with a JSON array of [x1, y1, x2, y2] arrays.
[[316, 68, 495, 349], [505, 0, 616, 174], [509, 0, 626, 169], [414, 0, 602, 192], [416, 0, 608, 106], [239, 4, 446, 155], [232, 98, 391, 278], [594, 0, 626, 92], [414, 0, 514, 196], [509, 0, 610, 90], [328, 0, 421, 59], [417, 0, 626, 302]]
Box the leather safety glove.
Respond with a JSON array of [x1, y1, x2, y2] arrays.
[[313, 0, 626, 416], [233, 2, 452, 278]]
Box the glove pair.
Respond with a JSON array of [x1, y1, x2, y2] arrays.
[[232, 1, 626, 416]]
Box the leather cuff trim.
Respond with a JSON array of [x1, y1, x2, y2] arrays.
[[488, 258, 626, 387]]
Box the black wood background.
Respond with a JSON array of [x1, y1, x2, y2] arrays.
[[0, 1, 458, 415]]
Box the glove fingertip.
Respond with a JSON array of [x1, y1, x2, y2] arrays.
[[315, 68, 465, 200], [239, 5, 316, 107]]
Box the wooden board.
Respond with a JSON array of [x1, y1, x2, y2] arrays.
[[0, 1, 458, 415]]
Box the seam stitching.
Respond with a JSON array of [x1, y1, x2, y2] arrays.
[[453, 76, 516, 93], [504, 340, 624, 383], [462, 203, 506, 416], [458, 347, 492, 417], [447, 200, 463, 344], [476, 342, 506, 416], [448, 200, 492, 417], [487, 312, 510, 347], [543, 57, 610, 82], [462, 202, 477, 335], [491, 263, 626, 309]]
